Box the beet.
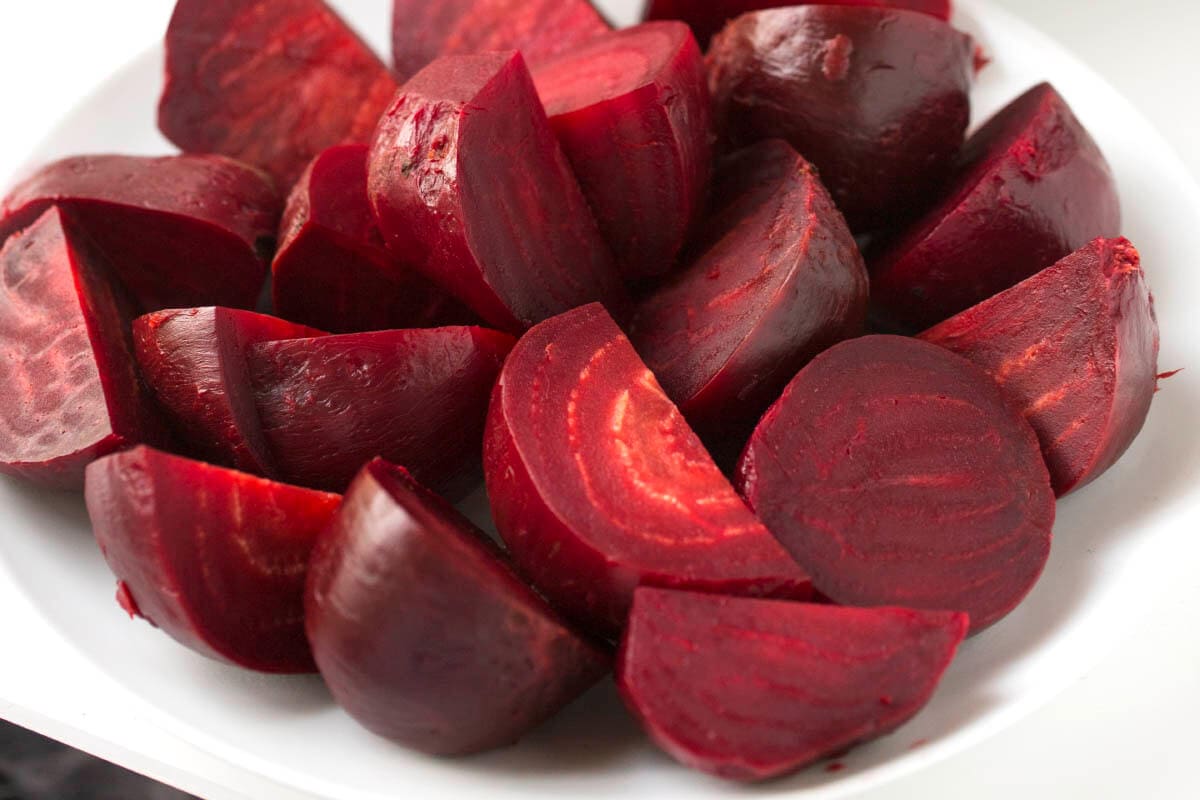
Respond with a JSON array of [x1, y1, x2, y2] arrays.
[[707, 5, 974, 232], [532, 22, 711, 282], [0, 155, 279, 312], [870, 83, 1121, 331], [159, 0, 399, 188], [484, 304, 811, 636], [617, 588, 968, 781], [306, 458, 608, 754], [738, 335, 1055, 633], [367, 51, 627, 333], [920, 238, 1158, 496]]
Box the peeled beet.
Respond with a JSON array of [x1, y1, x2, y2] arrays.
[[368, 51, 626, 333], [159, 0, 399, 188], [707, 5, 974, 232], [484, 304, 811, 636], [85, 446, 341, 673], [532, 22, 711, 281], [738, 335, 1055, 633], [619, 589, 967, 780], [870, 83, 1121, 331], [306, 458, 608, 754], [0, 155, 279, 312], [920, 238, 1158, 496]]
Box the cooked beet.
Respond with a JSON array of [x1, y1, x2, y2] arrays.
[[920, 238, 1158, 496], [306, 458, 608, 754], [618, 588, 968, 781], [870, 83, 1121, 331], [707, 5, 974, 231], [249, 326, 515, 493], [0, 155, 279, 311], [368, 51, 626, 333], [738, 335, 1054, 633], [532, 22, 711, 281], [159, 0, 399, 187], [85, 446, 341, 674], [484, 304, 811, 636]]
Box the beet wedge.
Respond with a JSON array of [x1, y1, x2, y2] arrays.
[[159, 0, 399, 188], [870, 83, 1120, 331], [0, 208, 167, 488], [618, 588, 968, 781], [0, 155, 279, 312], [920, 238, 1159, 496], [532, 22, 711, 282], [85, 446, 341, 673], [368, 51, 626, 333], [484, 304, 811, 636], [307, 458, 608, 754]]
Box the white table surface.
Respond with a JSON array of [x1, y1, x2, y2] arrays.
[[1, 2, 1197, 798]]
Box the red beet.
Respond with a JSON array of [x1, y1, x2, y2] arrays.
[[306, 458, 608, 754], [870, 83, 1121, 331], [532, 22, 711, 281], [159, 0, 399, 188], [920, 238, 1159, 496], [738, 335, 1055, 633], [707, 6, 974, 232], [484, 304, 811, 636], [85, 446, 341, 673], [617, 588, 968, 781], [0, 155, 279, 312], [367, 51, 627, 333]]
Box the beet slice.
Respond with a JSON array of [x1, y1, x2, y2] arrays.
[[870, 83, 1121, 332], [368, 51, 627, 333], [0, 155, 279, 312], [306, 458, 608, 754], [249, 326, 515, 493], [920, 238, 1158, 496], [738, 335, 1054, 632], [484, 304, 811, 636], [618, 588, 968, 781], [159, 0, 399, 188], [531, 22, 711, 282], [85, 446, 340, 673]]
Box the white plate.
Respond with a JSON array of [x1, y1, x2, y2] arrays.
[[2, 1, 1199, 798]]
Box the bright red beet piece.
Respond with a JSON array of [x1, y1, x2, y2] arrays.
[[159, 0, 399, 188], [738, 336, 1055, 633], [618, 588, 968, 781], [484, 304, 811, 636], [920, 238, 1159, 496], [85, 446, 341, 673], [532, 22, 711, 281], [870, 83, 1120, 331], [307, 458, 608, 754], [368, 51, 627, 333], [0, 155, 279, 312]]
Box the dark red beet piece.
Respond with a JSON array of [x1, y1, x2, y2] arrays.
[[532, 22, 711, 282], [707, 6, 973, 232], [870, 83, 1121, 331], [368, 51, 627, 333], [618, 588, 968, 781], [484, 304, 811, 636], [85, 446, 341, 674], [159, 0, 399, 188], [0, 155, 279, 312], [306, 458, 608, 754], [920, 238, 1159, 496]]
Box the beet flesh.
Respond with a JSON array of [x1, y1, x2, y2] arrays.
[[306, 458, 608, 754], [368, 51, 626, 333], [0, 155, 279, 312], [738, 335, 1055, 633], [870, 83, 1121, 331]]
